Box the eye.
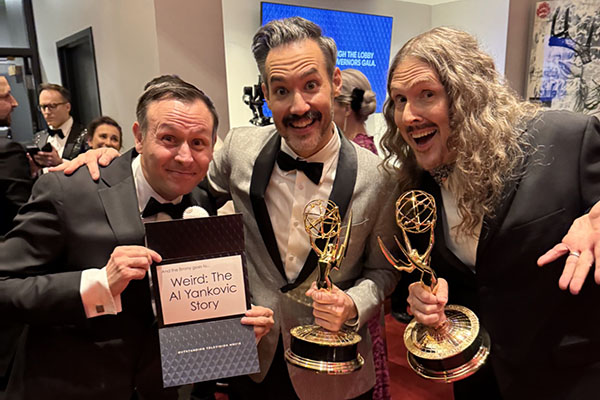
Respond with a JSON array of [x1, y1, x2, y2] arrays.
[[423, 90, 434, 99], [161, 135, 175, 144], [394, 95, 407, 107], [274, 87, 288, 96], [305, 81, 318, 91]]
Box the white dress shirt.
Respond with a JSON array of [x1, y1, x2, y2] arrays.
[[47, 116, 74, 158], [80, 155, 183, 317], [265, 130, 340, 282], [440, 175, 482, 270]]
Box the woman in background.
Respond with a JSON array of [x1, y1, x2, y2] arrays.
[[334, 69, 378, 155]]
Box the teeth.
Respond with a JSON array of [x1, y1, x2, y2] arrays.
[[412, 129, 436, 139], [291, 119, 313, 128]]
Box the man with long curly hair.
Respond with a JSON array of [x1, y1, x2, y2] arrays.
[[381, 27, 600, 399]]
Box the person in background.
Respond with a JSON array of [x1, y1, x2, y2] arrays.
[[29, 83, 87, 171], [381, 26, 600, 400], [333, 69, 378, 155], [86, 116, 122, 151], [0, 75, 31, 399]]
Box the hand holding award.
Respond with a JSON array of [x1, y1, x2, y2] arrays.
[[284, 199, 363, 375], [378, 190, 490, 382]]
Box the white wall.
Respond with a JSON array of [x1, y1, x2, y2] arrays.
[[32, 0, 160, 150], [432, 0, 510, 73], [154, 0, 230, 139]]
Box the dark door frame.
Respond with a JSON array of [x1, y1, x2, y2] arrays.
[[56, 26, 102, 120]]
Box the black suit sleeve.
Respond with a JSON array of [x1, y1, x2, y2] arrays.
[[0, 140, 32, 236], [0, 172, 86, 324]]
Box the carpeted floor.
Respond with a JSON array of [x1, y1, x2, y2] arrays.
[[385, 314, 453, 400]]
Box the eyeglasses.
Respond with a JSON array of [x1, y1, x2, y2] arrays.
[[39, 102, 67, 111]]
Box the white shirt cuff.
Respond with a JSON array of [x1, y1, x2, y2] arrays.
[[80, 267, 122, 318]]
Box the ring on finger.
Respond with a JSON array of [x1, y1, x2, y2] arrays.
[[569, 251, 581, 258]]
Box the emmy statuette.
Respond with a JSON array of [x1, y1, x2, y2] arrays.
[[284, 200, 364, 375], [378, 190, 490, 382]]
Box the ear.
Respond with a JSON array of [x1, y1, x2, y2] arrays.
[[344, 104, 352, 118], [87, 137, 93, 147], [65, 102, 71, 113], [332, 67, 342, 97], [132, 121, 144, 153]]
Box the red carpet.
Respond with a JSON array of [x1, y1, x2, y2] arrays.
[[385, 314, 454, 400]]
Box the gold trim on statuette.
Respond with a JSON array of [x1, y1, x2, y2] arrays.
[[285, 349, 364, 375]]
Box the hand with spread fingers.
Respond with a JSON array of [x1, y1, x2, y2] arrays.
[[407, 277, 448, 328], [241, 305, 275, 343], [537, 200, 600, 295], [49, 147, 121, 180], [106, 245, 162, 297], [306, 281, 358, 332]]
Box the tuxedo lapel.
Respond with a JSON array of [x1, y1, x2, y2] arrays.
[[249, 130, 287, 281], [98, 150, 145, 245], [422, 173, 474, 278], [476, 147, 530, 261], [282, 130, 358, 291]]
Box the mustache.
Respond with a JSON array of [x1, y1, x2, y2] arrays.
[[283, 110, 322, 127], [406, 123, 437, 134]]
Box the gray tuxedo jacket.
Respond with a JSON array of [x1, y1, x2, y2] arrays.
[[0, 149, 215, 399], [209, 125, 401, 400]]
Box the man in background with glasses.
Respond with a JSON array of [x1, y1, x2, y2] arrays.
[[30, 83, 87, 171]]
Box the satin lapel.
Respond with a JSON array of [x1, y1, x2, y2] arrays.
[[249, 130, 286, 281], [98, 150, 145, 245], [476, 156, 528, 261], [62, 123, 82, 160], [422, 173, 474, 277], [285, 130, 358, 291]]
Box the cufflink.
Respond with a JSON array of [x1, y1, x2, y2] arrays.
[[96, 305, 105, 313]]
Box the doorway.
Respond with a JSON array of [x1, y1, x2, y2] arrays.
[[56, 27, 101, 126]]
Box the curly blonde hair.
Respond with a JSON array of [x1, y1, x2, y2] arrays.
[[381, 27, 540, 236]]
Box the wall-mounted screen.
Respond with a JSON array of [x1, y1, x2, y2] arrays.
[[261, 2, 393, 116]]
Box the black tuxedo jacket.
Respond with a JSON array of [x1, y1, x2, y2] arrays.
[[33, 120, 87, 160], [421, 111, 600, 399], [0, 138, 32, 391], [0, 149, 216, 399]]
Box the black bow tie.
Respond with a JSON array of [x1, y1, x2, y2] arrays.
[[47, 128, 64, 139], [142, 196, 191, 220], [276, 151, 324, 185]]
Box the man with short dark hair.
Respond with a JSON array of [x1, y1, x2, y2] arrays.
[[30, 83, 87, 169], [0, 76, 272, 399], [208, 17, 400, 400]]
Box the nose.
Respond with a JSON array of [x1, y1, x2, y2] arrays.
[[10, 94, 18, 108], [174, 142, 193, 164], [402, 100, 424, 126], [290, 91, 310, 116]]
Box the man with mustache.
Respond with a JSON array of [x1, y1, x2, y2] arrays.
[[381, 27, 600, 399], [61, 17, 400, 400], [207, 17, 399, 400]]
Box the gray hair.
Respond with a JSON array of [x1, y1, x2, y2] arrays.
[[251, 17, 337, 88], [336, 69, 376, 121], [136, 75, 219, 143]]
